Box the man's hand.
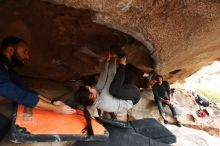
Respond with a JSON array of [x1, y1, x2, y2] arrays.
[[53, 101, 76, 114], [119, 57, 126, 65], [169, 102, 174, 106], [98, 51, 115, 63], [54, 103, 76, 115], [164, 100, 174, 106], [53, 100, 65, 106], [36, 99, 76, 115]]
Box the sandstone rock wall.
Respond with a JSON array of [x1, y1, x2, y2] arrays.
[[0, 0, 153, 81], [1, 0, 219, 82], [45, 0, 220, 82]]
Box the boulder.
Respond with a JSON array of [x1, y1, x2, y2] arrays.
[[0, 0, 220, 82]]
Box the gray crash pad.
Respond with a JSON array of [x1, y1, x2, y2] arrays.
[[73, 118, 176, 146]]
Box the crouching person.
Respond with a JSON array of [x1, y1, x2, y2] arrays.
[[152, 75, 182, 127]]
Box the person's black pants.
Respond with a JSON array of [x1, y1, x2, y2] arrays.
[[109, 64, 141, 105], [0, 113, 10, 141]]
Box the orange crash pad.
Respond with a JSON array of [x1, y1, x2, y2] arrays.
[[11, 105, 108, 143]]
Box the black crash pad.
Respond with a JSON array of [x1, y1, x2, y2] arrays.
[[130, 118, 176, 144], [74, 118, 176, 146], [74, 124, 169, 146]]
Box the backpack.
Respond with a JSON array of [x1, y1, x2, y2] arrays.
[[195, 95, 209, 107]]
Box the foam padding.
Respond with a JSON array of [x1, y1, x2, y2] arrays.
[[11, 105, 108, 142], [130, 118, 176, 144], [74, 123, 170, 146]]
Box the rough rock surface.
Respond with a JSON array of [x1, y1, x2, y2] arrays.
[[0, 0, 153, 81], [126, 88, 220, 137], [44, 0, 220, 82], [0, 0, 219, 82], [167, 125, 220, 146], [115, 87, 220, 145]]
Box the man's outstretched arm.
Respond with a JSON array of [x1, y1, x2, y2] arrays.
[[36, 98, 75, 114], [0, 78, 75, 114]]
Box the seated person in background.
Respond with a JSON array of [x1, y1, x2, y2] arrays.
[[152, 75, 182, 127], [0, 37, 75, 140], [75, 46, 143, 119]]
